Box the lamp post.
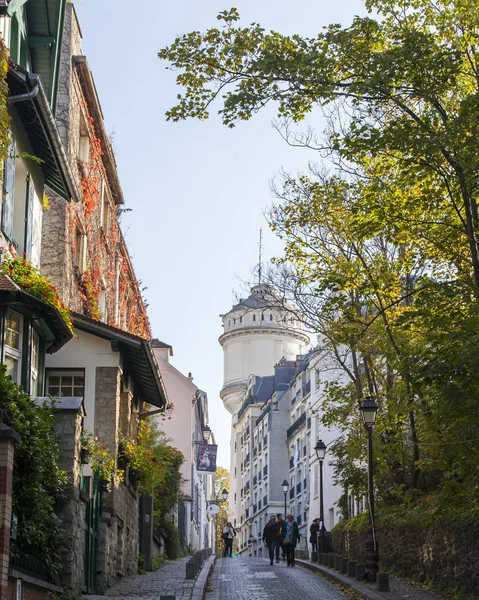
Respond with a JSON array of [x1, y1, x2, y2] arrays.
[[314, 438, 327, 553], [360, 396, 379, 583], [281, 480, 289, 517], [202, 425, 212, 443]]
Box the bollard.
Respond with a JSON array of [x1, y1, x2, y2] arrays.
[[377, 572, 390, 592], [355, 563, 366, 581], [348, 561, 357, 577], [334, 555, 342, 571], [311, 551, 318, 563], [186, 560, 196, 580], [341, 558, 349, 574]]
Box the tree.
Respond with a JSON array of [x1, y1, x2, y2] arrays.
[[159, 0, 479, 290], [214, 467, 230, 556]]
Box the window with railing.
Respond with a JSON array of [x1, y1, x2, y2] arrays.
[[307, 416, 312, 430], [263, 494, 267, 505], [289, 488, 294, 499], [263, 466, 268, 477], [296, 482, 302, 495], [263, 435, 268, 447], [258, 499, 262, 510], [253, 475, 257, 486], [289, 457, 295, 469], [297, 514, 302, 525]]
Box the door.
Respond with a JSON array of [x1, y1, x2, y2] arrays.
[[83, 474, 100, 593]]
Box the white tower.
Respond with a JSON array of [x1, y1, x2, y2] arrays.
[[219, 284, 310, 525]]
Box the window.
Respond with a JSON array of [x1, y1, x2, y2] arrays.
[[253, 314, 256, 322], [74, 229, 85, 271], [240, 316, 242, 323], [100, 181, 110, 232], [46, 371, 85, 397], [4, 310, 22, 383], [261, 313, 264, 321], [78, 118, 90, 162], [2, 136, 16, 240], [270, 314, 273, 321], [30, 329, 39, 396]]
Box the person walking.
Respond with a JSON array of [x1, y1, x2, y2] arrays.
[[309, 518, 320, 553], [262, 514, 279, 565], [275, 513, 285, 563], [281, 514, 300, 566], [222, 522, 236, 557]]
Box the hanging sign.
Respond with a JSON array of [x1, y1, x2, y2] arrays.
[[197, 443, 217, 473]]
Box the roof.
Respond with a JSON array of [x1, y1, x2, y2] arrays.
[[0, 273, 73, 353], [229, 285, 277, 313], [24, 0, 66, 110], [73, 56, 124, 206], [71, 313, 168, 409], [7, 68, 80, 201]]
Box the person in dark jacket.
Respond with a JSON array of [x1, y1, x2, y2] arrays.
[[309, 518, 320, 552], [275, 513, 285, 562], [281, 514, 300, 566], [262, 515, 279, 565]]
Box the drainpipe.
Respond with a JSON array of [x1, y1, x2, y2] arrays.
[[6, 82, 39, 104]]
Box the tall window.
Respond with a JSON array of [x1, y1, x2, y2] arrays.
[[78, 118, 90, 162], [46, 371, 85, 397], [2, 137, 16, 240], [4, 310, 22, 383], [100, 181, 110, 233], [30, 329, 39, 396], [74, 229, 85, 271]]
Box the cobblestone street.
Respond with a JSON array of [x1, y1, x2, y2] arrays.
[[84, 557, 194, 600], [205, 557, 348, 600]]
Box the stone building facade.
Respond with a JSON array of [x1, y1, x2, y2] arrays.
[[38, 4, 168, 595]]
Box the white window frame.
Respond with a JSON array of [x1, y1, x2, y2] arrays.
[[4, 309, 23, 384], [30, 328, 39, 396], [46, 370, 85, 398]]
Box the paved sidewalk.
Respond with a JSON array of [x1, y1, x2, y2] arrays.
[[85, 556, 195, 600], [296, 558, 449, 600], [205, 556, 348, 600]]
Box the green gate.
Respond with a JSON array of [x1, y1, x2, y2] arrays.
[[178, 500, 186, 549], [83, 474, 101, 593]]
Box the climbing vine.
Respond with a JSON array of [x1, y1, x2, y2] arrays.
[[2, 257, 74, 334], [68, 99, 151, 338], [0, 39, 10, 189]]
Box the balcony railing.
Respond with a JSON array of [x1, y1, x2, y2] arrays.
[[286, 412, 307, 439]]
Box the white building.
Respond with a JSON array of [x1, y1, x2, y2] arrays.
[[152, 341, 215, 553], [219, 284, 310, 528]]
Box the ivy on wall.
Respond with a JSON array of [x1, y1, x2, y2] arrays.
[[69, 100, 151, 339]]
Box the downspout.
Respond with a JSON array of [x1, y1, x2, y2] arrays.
[[6, 82, 39, 104]]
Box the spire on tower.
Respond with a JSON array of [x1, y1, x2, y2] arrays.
[[258, 228, 263, 285]]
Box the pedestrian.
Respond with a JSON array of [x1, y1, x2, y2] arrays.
[[309, 518, 320, 553], [262, 514, 279, 565], [222, 522, 236, 557], [281, 514, 300, 566], [275, 513, 285, 563]]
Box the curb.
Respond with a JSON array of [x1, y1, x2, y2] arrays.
[[191, 554, 216, 600], [295, 558, 388, 600]]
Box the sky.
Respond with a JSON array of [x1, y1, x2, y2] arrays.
[[72, 0, 367, 468]]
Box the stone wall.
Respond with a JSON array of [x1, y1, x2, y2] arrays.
[[52, 403, 85, 595], [332, 516, 479, 596]]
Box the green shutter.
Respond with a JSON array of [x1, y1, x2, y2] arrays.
[[2, 137, 16, 240]]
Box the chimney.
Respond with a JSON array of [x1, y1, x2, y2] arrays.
[[188, 372, 193, 381]]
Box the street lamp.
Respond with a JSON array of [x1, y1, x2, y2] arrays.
[[360, 396, 379, 583], [314, 438, 327, 553], [202, 425, 212, 442], [221, 488, 228, 502], [282, 479, 289, 518]]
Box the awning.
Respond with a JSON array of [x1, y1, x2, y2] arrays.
[[7, 68, 80, 202], [71, 313, 168, 410]]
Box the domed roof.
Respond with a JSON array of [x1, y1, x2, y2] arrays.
[[227, 284, 280, 314]]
